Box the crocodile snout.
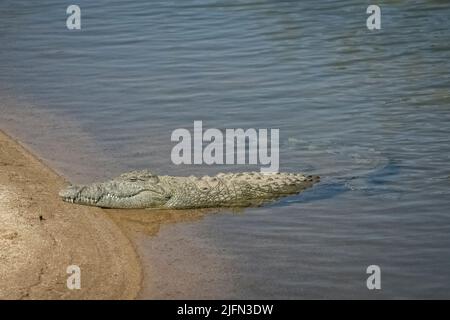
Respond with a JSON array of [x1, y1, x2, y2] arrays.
[[59, 185, 83, 202]]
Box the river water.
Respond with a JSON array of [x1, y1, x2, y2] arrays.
[[1, 0, 449, 298]]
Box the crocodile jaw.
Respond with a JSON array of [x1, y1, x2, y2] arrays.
[[59, 183, 169, 209]]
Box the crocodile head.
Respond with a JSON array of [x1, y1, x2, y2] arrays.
[[59, 170, 170, 209]]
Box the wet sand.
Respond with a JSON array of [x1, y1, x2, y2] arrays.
[[0, 129, 142, 299], [106, 208, 238, 299]]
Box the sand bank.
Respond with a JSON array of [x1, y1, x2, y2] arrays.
[[0, 129, 142, 299]]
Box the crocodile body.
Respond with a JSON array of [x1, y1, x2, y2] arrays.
[[59, 170, 319, 209]]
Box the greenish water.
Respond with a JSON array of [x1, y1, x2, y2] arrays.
[[1, 0, 450, 298]]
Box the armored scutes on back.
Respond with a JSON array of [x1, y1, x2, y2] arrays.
[[59, 170, 320, 209]]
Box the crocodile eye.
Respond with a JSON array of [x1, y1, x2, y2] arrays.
[[127, 175, 159, 183]]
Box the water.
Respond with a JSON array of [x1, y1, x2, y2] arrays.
[[1, 0, 450, 298]]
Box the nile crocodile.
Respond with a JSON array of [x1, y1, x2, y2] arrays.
[[59, 170, 319, 209]]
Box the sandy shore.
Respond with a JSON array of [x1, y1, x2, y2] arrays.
[[0, 129, 142, 299]]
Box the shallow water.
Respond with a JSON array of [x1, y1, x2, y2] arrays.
[[1, 0, 450, 298]]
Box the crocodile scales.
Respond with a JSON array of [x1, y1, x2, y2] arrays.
[[59, 170, 320, 209]]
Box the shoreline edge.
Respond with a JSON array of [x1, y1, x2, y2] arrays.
[[0, 129, 142, 299]]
